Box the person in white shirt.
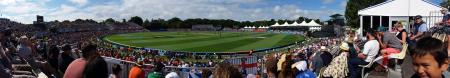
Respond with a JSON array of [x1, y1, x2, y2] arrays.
[[348, 29, 380, 78]]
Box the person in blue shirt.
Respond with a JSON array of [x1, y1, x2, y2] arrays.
[[411, 15, 428, 42]]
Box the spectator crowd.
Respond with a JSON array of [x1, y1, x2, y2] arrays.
[[0, 9, 448, 78]]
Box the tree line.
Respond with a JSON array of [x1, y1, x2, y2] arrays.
[[102, 16, 323, 30]]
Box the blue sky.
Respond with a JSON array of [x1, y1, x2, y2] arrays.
[[0, 0, 445, 24]]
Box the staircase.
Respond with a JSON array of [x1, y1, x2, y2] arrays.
[[10, 56, 37, 78]]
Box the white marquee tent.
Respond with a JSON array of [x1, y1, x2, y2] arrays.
[[271, 22, 281, 27], [358, 0, 442, 33], [306, 21, 322, 26], [281, 22, 290, 26], [299, 21, 308, 26], [290, 21, 301, 26]]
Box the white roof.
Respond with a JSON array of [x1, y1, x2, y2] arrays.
[[290, 21, 300, 26], [281, 22, 290, 26], [271, 22, 280, 27], [306, 21, 322, 26], [358, 0, 442, 16], [299, 21, 308, 26]]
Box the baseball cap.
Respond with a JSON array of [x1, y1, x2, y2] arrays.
[[414, 15, 422, 20]]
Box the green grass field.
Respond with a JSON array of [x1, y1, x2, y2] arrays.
[[104, 32, 304, 52]]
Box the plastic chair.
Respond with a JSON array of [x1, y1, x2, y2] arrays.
[[359, 57, 383, 78], [388, 44, 408, 60]]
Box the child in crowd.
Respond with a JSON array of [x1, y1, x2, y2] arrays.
[[411, 37, 449, 78]]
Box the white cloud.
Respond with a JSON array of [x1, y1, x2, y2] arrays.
[[4, 0, 338, 24], [321, 0, 334, 4], [0, 0, 23, 5], [69, 0, 88, 6]]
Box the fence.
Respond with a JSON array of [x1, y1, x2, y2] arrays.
[[103, 56, 222, 78]]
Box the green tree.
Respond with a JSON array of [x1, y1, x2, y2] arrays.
[[143, 19, 151, 29], [129, 16, 143, 26], [345, 0, 385, 28], [168, 17, 183, 29], [104, 18, 116, 23], [441, 0, 450, 8], [314, 19, 323, 25]]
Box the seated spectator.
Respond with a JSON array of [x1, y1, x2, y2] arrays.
[[376, 28, 403, 67], [64, 44, 98, 78], [411, 37, 449, 78], [213, 62, 242, 78], [323, 42, 350, 78], [348, 28, 380, 78]]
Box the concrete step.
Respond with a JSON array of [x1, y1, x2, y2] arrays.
[[12, 64, 32, 70], [12, 75, 36, 78], [12, 71, 33, 75]]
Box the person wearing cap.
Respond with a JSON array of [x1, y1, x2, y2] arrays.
[[411, 15, 429, 41], [322, 42, 350, 78], [129, 60, 145, 78], [436, 8, 450, 26], [376, 27, 403, 67]]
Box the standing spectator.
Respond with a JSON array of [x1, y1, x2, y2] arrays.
[[59, 45, 75, 74], [83, 56, 108, 78], [278, 59, 295, 78], [411, 37, 450, 78], [129, 61, 145, 78], [165, 72, 179, 78], [213, 62, 242, 78], [293, 53, 316, 78], [201, 69, 212, 78], [46, 45, 62, 78], [311, 48, 323, 74], [109, 64, 122, 78], [0, 29, 11, 78], [320, 46, 333, 67], [147, 61, 164, 78], [348, 29, 380, 78], [264, 56, 278, 78], [64, 44, 97, 78]]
